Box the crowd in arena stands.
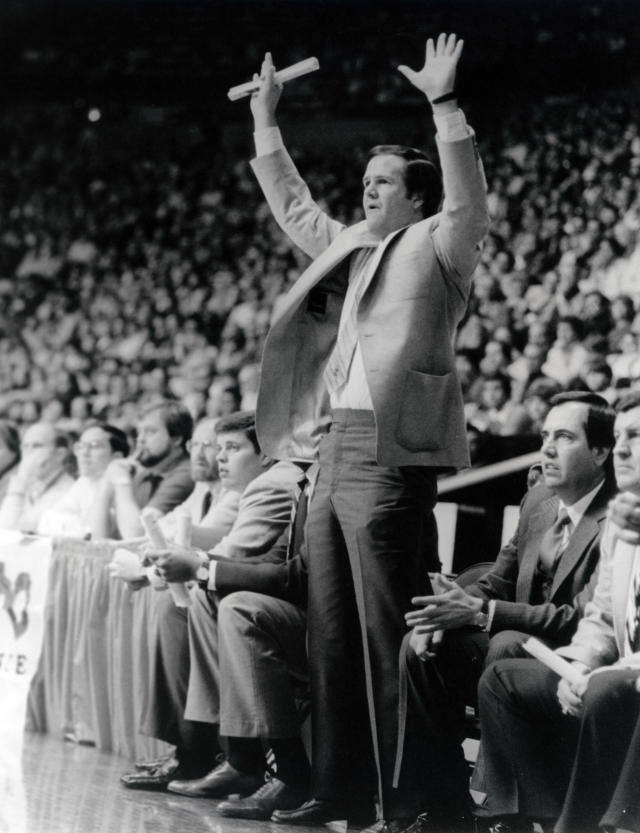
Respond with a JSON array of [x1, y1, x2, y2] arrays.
[[1, 93, 639, 466]]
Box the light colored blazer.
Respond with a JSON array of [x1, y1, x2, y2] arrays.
[[560, 519, 640, 670], [251, 129, 489, 467]]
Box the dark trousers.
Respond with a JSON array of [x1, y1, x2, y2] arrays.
[[479, 659, 640, 833], [140, 590, 190, 747], [397, 627, 540, 814], [306, 409, 437, 818]]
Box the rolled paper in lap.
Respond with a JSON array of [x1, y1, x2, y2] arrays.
[[523, 637, 586, 686], [141, 509, 192, 607], [176, 513, 193, 547], [228, 57, 320, 101]]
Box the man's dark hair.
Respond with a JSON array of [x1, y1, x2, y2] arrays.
[[615, 390, 640, 414], [140, 399, 193, 449], [215, 410, 260, 455], [549, 391, 615, 451], [368, 145, 442, 218], [84, 420, 130, 457]]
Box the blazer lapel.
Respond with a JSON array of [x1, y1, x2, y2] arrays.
[[270, 221, 379, 328], [516, 495, 558, 601], [270, 222, 406, 329], [550, 486, 609, 597]]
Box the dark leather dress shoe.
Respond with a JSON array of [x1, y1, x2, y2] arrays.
[[271, 797, 348, 825], [120, 758, 181, 791], [167, 760, 263, 799], [218, 776, 309, 820]]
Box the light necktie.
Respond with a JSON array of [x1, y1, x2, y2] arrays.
[[323, 248, 375, 396], [538, 507, 572, 570], [624, 552, 640, 656]]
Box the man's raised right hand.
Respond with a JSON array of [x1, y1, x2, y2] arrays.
[[249, 52, 282, 130]]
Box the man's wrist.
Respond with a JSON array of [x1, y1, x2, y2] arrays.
[[430, 99, 458, 116], [195, 550, 210, 588]]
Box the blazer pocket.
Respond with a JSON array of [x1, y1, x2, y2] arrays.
[[395, 370, 459, 450]]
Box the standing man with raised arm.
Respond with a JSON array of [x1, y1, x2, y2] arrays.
[[249, 33, 489, 830]]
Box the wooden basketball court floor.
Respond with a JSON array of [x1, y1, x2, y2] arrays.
[[2, 732, 331, 833]]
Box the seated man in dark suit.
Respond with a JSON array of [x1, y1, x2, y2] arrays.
[[396, 392, 616, 832], [477, 390, 640, 833], [120, 411, 304, 790], [166, 485, 312, 818]]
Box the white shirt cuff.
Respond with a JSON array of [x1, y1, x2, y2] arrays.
[[433, 109, 470, 142], [207, 560, 218, 591], [254, 126, 284, 157], [486, 599, 497, 631]]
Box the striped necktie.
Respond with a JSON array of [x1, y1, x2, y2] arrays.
[[538, 507, 572, 570]]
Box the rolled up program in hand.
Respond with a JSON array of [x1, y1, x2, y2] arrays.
[[228, 57, 320, 101], [140, 509, 192, 608], [523, 637, 586, 686]]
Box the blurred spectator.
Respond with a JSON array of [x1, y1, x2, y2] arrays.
[[455, 349, 481, 404], [39, 422, 129, 538], [465, 373, 517, 435], [158, 416, 240, 551], [608, 331, 640, 386], [90, 400, 194, 539], [607, 294, 635, 352], [0, 420, 21, 503], [571, 356, 617, 404], [0, 423, 74, 533], [541, 316, 592, 387], [502, 377, 563, 435]]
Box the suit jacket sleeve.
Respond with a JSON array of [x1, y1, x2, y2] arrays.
[[468, 486, 601, 644], [432, 130, 490, 294], [251, 147, 346, 260], [486, 570, 599, 643], [212, 549, 308, 606]]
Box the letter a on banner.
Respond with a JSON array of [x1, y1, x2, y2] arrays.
[[0, 531, 53, 833]]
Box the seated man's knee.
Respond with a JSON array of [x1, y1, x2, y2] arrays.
[[583, 669, 638, 716], [486, 630, 530, 665], [218, 591, 265, 634]]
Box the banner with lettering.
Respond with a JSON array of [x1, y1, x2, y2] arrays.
[[0, 531, 52, 833]]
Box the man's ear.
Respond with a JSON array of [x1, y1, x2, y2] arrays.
[[260, 453, 273, 469], [592, 445, 611, 468]]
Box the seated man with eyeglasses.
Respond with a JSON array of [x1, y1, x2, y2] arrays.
[[38, 421, 130, 538], [0, 422, 76, 535], [157, 416, 241, 551]]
